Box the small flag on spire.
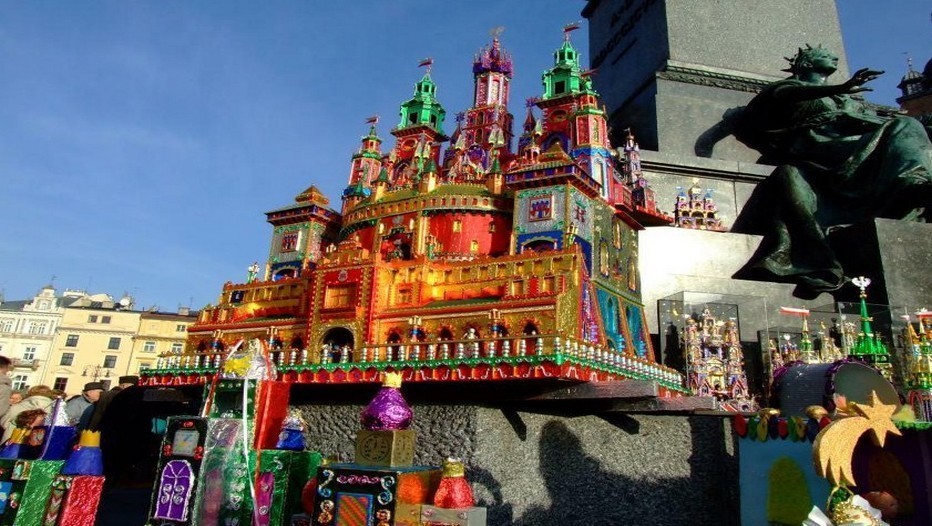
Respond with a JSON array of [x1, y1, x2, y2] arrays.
[[418, 57, 434, 73], [365, 115, 379, 125], [563, 22, 581, 40], [779, 307, 811, 316]]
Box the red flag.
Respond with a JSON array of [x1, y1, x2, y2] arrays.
[[417, 57, 434, 68], [365, 115, 379, 125]]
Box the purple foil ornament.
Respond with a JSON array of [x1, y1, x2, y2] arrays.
[[360, 373, 412, 430]]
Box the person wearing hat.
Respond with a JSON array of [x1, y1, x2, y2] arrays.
[[65, 382, 104, 426], [87, 375, 138, 431], [115, 375, 139, 390]]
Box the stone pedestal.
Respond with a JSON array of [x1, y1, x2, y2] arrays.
[[297, 403, 737, 526], [828, 218, 932, 308]]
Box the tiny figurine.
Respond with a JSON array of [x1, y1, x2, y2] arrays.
[[276, 410, 308, 451]]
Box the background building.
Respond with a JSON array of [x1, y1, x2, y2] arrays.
[[41, 292, 140, 395], [0, 285, 65, 391], [128, 309, 198, 376]]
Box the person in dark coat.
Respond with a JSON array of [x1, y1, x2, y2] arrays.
[[88, 375, 138, 431]]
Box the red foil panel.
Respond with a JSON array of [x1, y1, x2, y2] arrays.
[[57, 476, 105, 526]]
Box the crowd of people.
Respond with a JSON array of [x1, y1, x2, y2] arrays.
[[0, 355, 139, 443]]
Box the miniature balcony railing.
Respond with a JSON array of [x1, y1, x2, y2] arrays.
[[151, 334, 686, 390]]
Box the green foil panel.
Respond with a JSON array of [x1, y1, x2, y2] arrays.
[[258, 450, 322, 526], [13, 460, 63, 526]]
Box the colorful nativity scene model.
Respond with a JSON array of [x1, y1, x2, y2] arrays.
[[143, 28, 683, 394], [109, 22, 932, 526]]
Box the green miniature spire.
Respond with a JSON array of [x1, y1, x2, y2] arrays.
[[375, 165, 390, 184], [798, 316, 818, 363], [488, 151, 502, 175], [398, 61, 447, 132], [848, 277, 892, 380], [541, 36, 583, 100]]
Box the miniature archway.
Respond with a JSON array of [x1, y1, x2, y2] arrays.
[[273, 268, 297, 280], [290, 336, 304, 350], [522, 321, 540, 356], [522, 239, 556, 253], [437, 327, 455, 341], [387, 330, 404, 361], [322, 327, 354, 350]]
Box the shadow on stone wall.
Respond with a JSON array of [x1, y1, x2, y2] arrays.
[[494, 418, 738, 526]]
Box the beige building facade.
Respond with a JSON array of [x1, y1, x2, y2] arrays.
[[41, 294, 141, 396], [128, 309, 197, 376], [0, 285, 65, 391]]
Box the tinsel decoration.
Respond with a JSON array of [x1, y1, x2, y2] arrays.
[[432, 458, 474, 509], [360, 372, 413, 431], [0, 428, 28, 459]]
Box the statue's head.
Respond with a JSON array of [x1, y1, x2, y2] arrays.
[[783, 44, 838, 75]]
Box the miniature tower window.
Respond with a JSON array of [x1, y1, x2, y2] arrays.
[[453, 220, 462, 232]]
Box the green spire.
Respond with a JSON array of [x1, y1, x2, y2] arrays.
[[344, 178, 367, 199], [375, 165, 390, 184], [848, 277, 891, 380], [541, 39, 583, 100], [398, 73, 447, 132]]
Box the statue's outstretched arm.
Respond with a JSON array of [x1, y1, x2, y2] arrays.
[[772, 68, 883, 102]]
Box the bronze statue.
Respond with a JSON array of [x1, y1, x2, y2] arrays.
[[731, 45, 932, 298]]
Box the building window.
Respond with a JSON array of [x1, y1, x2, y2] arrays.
[[107, 337, 121, 350], [143, 341, 156, 353], [37, 300, 50, 310], [27, 322, 47, 335], [53, 377, 68, 392], [176, 324, 186, 333], [395, 288, 412, 306], [139, 362, 152, 373], [170, 343, 183, 354], [22, 347, 36, 361], [65, 334, 79, 347], [60, 353, 74, 366], [324, 284, 356, 310], [88, 315, 98, 323], [12, 375, 27, 390], [101, 316, 111, 324], [281, 233, 299, 252], [103, 355, 117, 368], [0, 319, 13, 332]]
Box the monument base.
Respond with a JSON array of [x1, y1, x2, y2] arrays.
[[297, 403, 738, 526]]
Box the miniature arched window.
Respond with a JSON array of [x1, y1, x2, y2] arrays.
[[599, 242, 609, 276], [154, 460, 194, 521], [522, 322, 540, 356], [437, 327, 455, 341], [488, 221, 496, 233], [470, 240, 479, 253], [453, 220, 462, 233], [387, 331, 403, 361], [290, 336, 304, 350]]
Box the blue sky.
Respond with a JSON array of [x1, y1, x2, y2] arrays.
[[0, 1, 928, 311]]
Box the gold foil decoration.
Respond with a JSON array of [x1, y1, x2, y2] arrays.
[[812, 391, 901, 487]]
